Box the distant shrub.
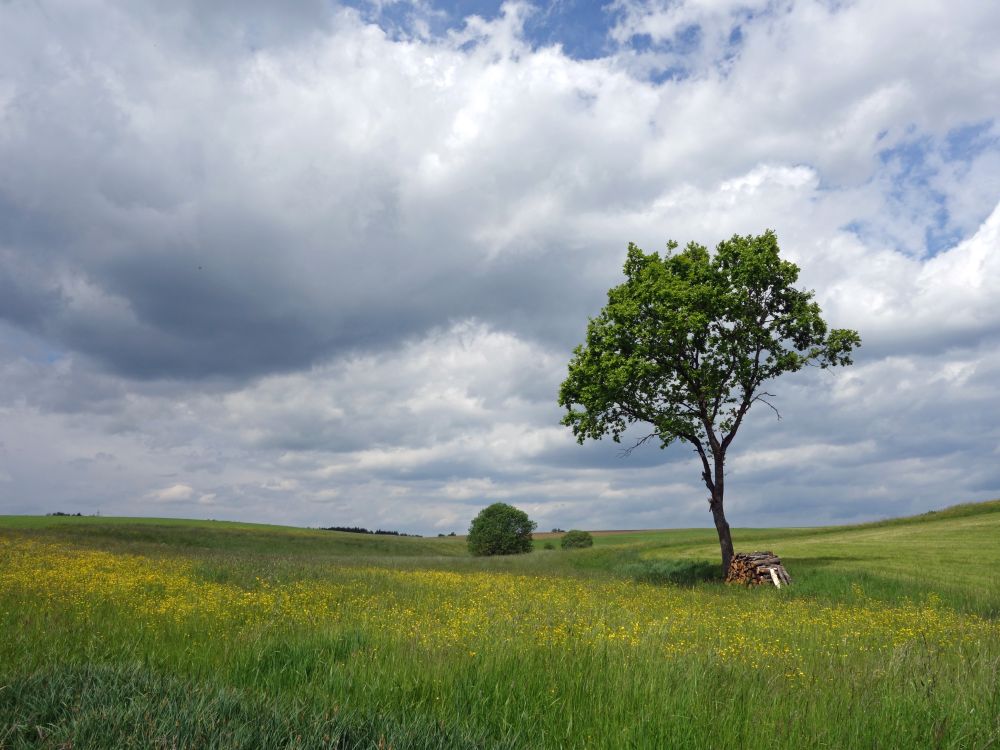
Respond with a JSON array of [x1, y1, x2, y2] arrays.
[[467, 503, 536, 556], [543, 541, 555, 550], [560, 530, 594, 549]]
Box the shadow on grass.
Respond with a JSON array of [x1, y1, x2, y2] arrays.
[[616, 558, 723, 587], [785, 555, 870, 568]]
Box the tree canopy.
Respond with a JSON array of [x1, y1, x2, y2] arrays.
[[558, 231, 860, 572], [467, 502, 537, 556]]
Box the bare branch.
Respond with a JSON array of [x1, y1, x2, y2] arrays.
[[619, 432, 658, 458], [753, 392, 782, 420]]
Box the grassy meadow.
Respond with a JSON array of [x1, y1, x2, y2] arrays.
[[1, 501, 999, 748]]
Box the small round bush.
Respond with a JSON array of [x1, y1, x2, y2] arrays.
[[542, 541, 555, 550], [467, 502, 537, 556], [560, 529, 593, 549]]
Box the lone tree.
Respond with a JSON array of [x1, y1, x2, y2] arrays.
[[558, 231, 860, 574], [467, 502, 537, 556]]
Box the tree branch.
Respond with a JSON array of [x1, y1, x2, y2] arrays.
[[681, 432, 715, 494], [721, 340, 766, 451], [752, 391, 781, 420], [619, 432, 658, 458]]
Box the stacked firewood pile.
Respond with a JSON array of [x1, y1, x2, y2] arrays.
[[725, 551, 792, 587]]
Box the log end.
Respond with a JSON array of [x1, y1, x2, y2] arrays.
[[725, 551, 792, 587]]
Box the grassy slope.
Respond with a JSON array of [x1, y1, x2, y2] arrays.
[[3, 498, 999, 613], [1, 501, 999, 748], [0, 514, 465, 558], [547, 499, 1000, 615]]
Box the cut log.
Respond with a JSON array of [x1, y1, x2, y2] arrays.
[[724, 551, 792, 587]]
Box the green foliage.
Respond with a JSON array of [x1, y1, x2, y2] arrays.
[[466, 503, 537, 556], [542, 541, 555, 550], [559, 231, 860, 452], [560, 529, 594, 549]]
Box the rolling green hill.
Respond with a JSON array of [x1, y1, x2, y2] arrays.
[[1, 500, 997, 748], [588, 499, 1000, 616], [4, 498, 999, 614], [0, 513, 466, 559]]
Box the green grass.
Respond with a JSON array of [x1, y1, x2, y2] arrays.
[[1, 500, 999, 748], [0, 514, 465, 558]]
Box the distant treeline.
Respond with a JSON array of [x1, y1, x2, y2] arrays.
[[47, 512, 84, 517], [320, 526, 421, 537]]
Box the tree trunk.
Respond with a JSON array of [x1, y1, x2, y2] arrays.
[[709, 454, 734, 575], [711, 496, 734, 575]]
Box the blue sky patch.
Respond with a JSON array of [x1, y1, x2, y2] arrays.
[[341, 0, 621, 58], [945, 119, 997, 163], [871, 127, 999, 256]]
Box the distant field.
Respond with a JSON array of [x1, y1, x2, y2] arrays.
[[533, 529, 654, 539], [1, 501, 998, 748]]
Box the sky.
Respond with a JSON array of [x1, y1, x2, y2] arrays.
[[1, 0, 998, 535]]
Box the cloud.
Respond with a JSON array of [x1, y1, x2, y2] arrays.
[[3, 0, 993, 381], [150, 484, 196, 503], [0, 0, 997, 532]]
